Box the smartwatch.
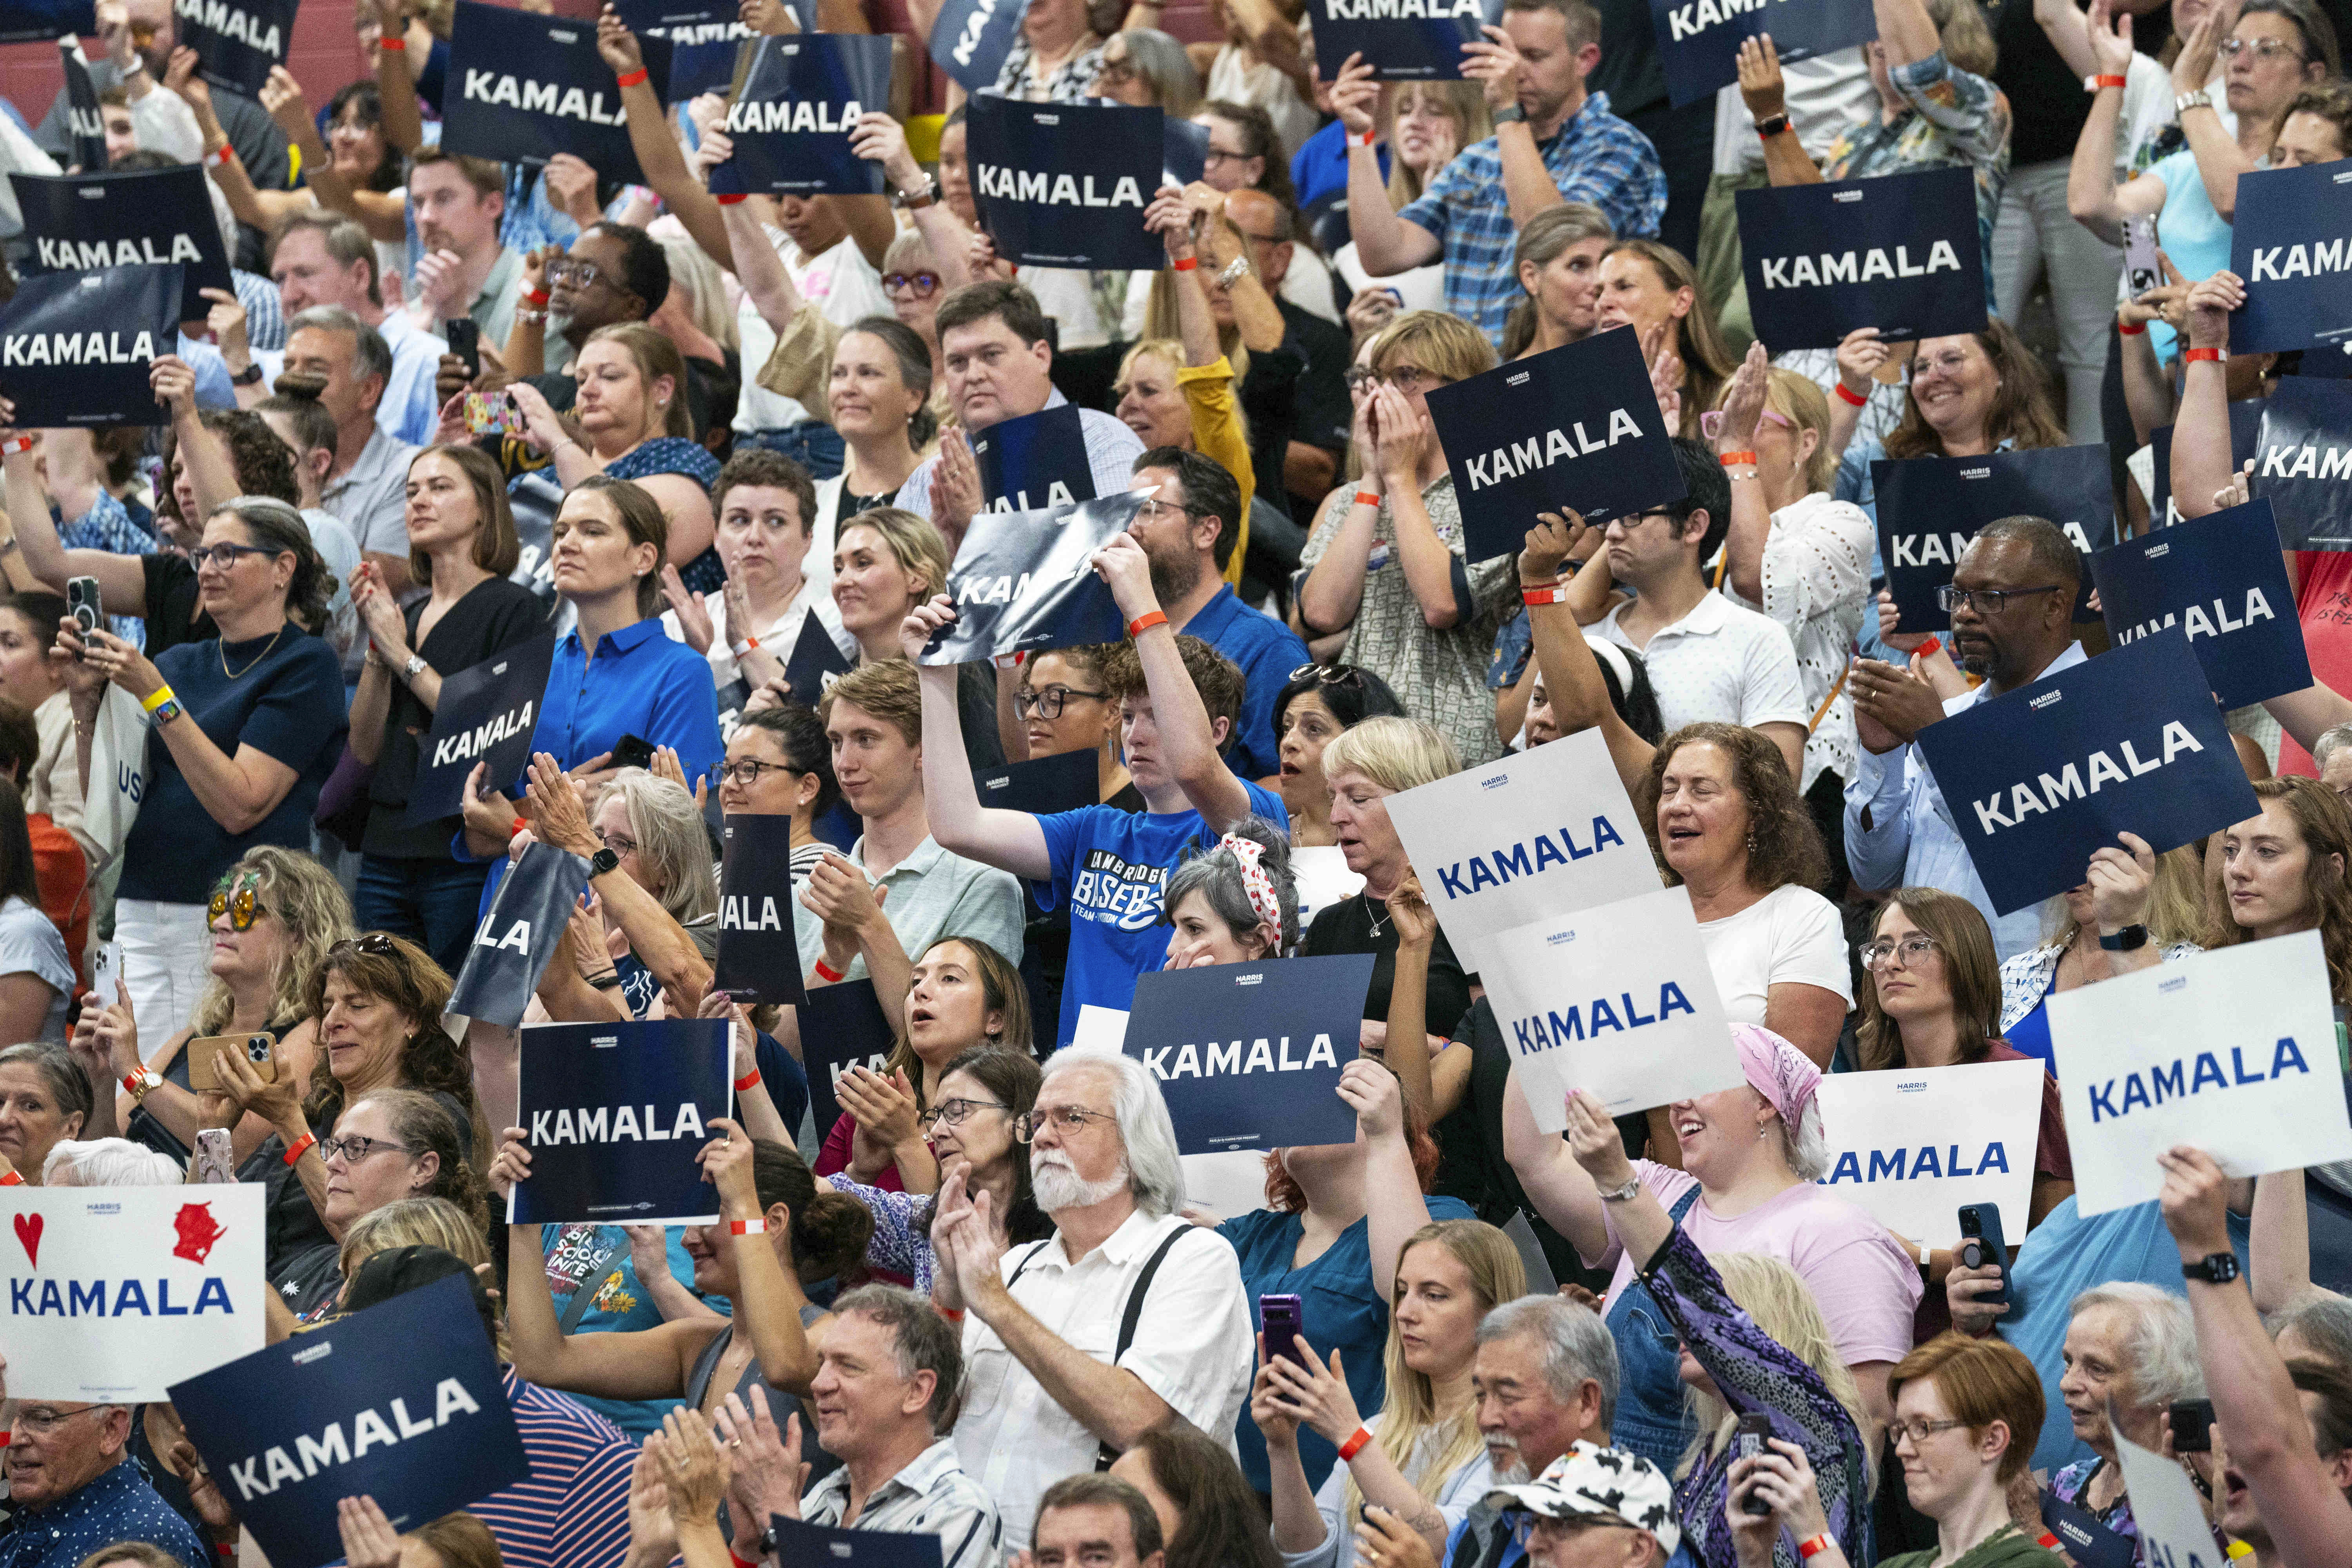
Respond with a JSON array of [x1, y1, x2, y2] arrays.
[[2097, 923, 2150, 952], [1754, 112, 1791, 138], [588, 846, 620, 878], [148, 695, 183, 728], [229, 361, 265, 387], [1492, 103, 1527, 125], [2183, 1252, 2241, 1285]]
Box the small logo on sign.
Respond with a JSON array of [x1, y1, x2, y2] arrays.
[[2146, 543, 2170, 559], [1961, 466, 1991, 479], [987, 778, 1010, 790], [592, 1035, 619, 1048], [493, 660, 509, 675], [1035, 113, 1060, 124], [1235, 974, 1264, 985], [292, 1341, 333, 1365], [1480, 774, 1509, 790], [77, 188, 105, 199], [2160, 975, 2188, 993], [549, 26, 579, 39], [1897, 1079, 1927, 1092], [2029, 691, 2062, 710], [1546, 930, 1578, 946], [1506, 372, 1531, 385], [1832, 189, 1863, 202]]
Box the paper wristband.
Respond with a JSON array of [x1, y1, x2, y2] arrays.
[[1172, 256, 1198, 271], [2185, 346, 2226, 363], [0, 436, 33, 457], [1917, 636, 1942, 658], [524, 287, 550, 307], [733, 1068, 761, 1092], [0, 1168, 20, 1186], [2092, 73, 2125, 88], [616, 67, 649, 87], [813, 958, 845, 983], [1354, 128, 1375, 146], [283, 1132, 317, 1165], [1718, 450, 1758, 467], [1798, 1537, 1834, 1561], [204, 143, 235, 168], [141, 684, 177, 715], [377, 33, 405, 48], [1834, 382, 1869, 407], [510, 816, 528, 837], [1352, 490, 1381, 508], [2119, 319, 2147, 336], [730, 1218, 768, 1235], [1522, 584, 1572, 606], [1337, 1426, 1374, 1461], [1128, 610, 1170, 637]]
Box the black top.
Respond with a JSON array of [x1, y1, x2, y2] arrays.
[[1992, 0, 2091, 166], [141, 553, 214, 660], [1302, 890, 1474, 1027], [1582, 0, 1668, 122], [1431, 998, 1599, 1289], [360, 577, 549, 860], [1237, 337, 1306, 524], [1277, 300, 1355, 510]]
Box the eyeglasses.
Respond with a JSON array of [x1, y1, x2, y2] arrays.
[[1508, 1514, 1628, 1550], [1698, 407, 1795, 441], [13, 1406, 106, 1436], [919, 1097, 1011, 1129], [546, 259, 607, 290], [883, 270, 943, 299], [1934, 584, 2064, 615], [2220, 35, 2307, 58], [1092, 57, 1138, 83], [1131, 496, 1202, 526], [1889, 1417, 1971, 1446], [719, 758, 804, 786], [208, 872, 268, 931], [1860, 934, 1941, 971], [1345, 365, 1444, 394], [1015, 684, 1108, 720], [318, 1134, 417, 1164], [330, 933, 399, 958], [1013, 1105, 1118, 1142], [191, 541, 283, 571], [1202, 147, 1251, 167], [595, 826, 640, 857]]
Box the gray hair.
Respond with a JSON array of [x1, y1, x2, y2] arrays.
[[1161, 815, 1298, 951], [1476, 1293, 1621, 1430], [1111, 28, 1203, 119], [287, 305, 393, 391], [43, 1137, 182, 1186], [2273, 1292, 2352, 1367], [833, 1283, 964, 1432], [602, 769, 719, 925], [2317, 724, 2352, 773], [2069, 1282, 2205, 1410], [1041, 1049, 1185, 1219], [1780, 1098, 1831, 1183]]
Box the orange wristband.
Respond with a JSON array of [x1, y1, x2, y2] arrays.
[[1718, 450, 1758, 467], [730, 1218, 768, 1235], [1834, 381, 1869, 407], [204, 143, 235, 168], [2090, 73, 2125, 88], [615, 67, 649, 87], [1522, 584, 1572, 606], [283, 1132, 316, 1166], [1354, 128, 1375, 146], [1798, 1536, 1833, 1560], [2185, 346, 2226, 363], [1338, 1426, 1374, 1461], [0, 1168, 20, 1186], [377, 34, 405, 49], [1128, 610, 1169, 637], [524, 287, 550, 307], [1916, 636, 1942, 658], [2118, 319, 2147, 335], [1352, 490, 1381, 507], [733, 1068, 761, 1092], [813, 958, 845, 983]]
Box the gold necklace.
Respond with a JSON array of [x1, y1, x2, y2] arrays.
[[220, 623, 287, 680]]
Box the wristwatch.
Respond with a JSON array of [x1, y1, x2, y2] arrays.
[[1492, 103, 1527, 125], [2098, 923, 2150, 952], [2176, 86, 2216, 114], [1217, 255, 1250, 291], [588, 845, 621, 878], [1754, 112, 1791, 138], [401, 652, 428, 682], [229, 360, 265, 387], [2184, 1252, 2241, 1285], [893, 174, 938, 210]]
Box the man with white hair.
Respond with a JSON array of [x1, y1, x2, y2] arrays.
[[0, 1395, 211, 1568], [935, 1050, 1253, 1554], [42, 1138, 182, 1186]]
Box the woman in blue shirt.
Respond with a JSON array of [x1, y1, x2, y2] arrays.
[[61, 497, 347, 1038]]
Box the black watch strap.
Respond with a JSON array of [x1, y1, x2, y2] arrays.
[[230, 360, 266, 386], [588, 846, 620, 878], [1755, 112, 1791, 137], [2184, 1252, 2240, 1284], [2098, 923, 2150, 952]]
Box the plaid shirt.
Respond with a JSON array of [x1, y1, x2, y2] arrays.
[[1817, 49, 2010, 296], [1399, 91, 1665, 348], [799, 1439, 1001, 1568]]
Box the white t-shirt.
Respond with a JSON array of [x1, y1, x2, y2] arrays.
[[660, 575, 857, 691], [735, 228, 892, 434], [1595, 591, 1809, 738], [0, 894, 75, 1041], [1332, 240, 1446, 317], [1698, 881, 1853, 1027]]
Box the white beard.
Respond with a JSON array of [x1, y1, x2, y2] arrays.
[[1032, 1155, 1130, 1213], [1489, 1445, 1528, 1485]]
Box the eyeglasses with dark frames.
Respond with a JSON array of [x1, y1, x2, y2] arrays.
[[1015, 685, 1109, 720], [719, 758, 805, 786], [191, 541, 283, 571], [919, 1098, 1011, 1129], [1933, 584, 2065, 616], [318, 1133, 418, 1164], [595, 826, 640, 858], [883, 270, 943, 299]]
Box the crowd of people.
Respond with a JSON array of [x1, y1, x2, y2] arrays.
[[1, 0, 2351, 1564]]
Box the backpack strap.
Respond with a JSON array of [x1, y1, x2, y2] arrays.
[[1093, 1223, 1193, 1471]]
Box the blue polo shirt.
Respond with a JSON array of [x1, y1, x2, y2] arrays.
[[1182, 584, 1310, 781], [1291, 119, 1391, 213], [526, 617, 726, 791]]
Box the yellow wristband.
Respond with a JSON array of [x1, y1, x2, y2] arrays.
[[141, 684, 176, 715]]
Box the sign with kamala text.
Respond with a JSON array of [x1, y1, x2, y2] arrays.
[[1304, 0, 1504, 79], [2253, 376, 2352, 548], [1871, 444, 2109, 633], [799, 978, 895, 1141], [0, 266, 179, 427], [975, 403, 1098, 513], [2050, 933, 2352, 1214], [926, 0, 1025, 93], [1649, 0, 1875, 106], [709, 34, 891, 198], [175, 0, 299, 97], [447, 843, 593, 1028], [403, 633, 555, 824], [920, 490, 1144, 664], [442, 1, 662, 184], [12, 163, 233, 304], [2090, 497, 2308, 708], [2228, 161, 2352, 356], [1121, 955, 1371, 1154], [1484, 886, 1741, 1132], [713, 814, 805, 1004], [3, 1183, 265, 1402], [60, 41, 106, 173], [171, 1275, 529, 1568], [1425, 327, 1684, 562], [1737, 168, 1985, 349], [1812, 1058, 2043, 1248], [967, 95, 1166, 272], [510, 1018, 732, 1225], [1913, 627, 2256, 917]]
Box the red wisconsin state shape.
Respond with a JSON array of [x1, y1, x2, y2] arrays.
[[12, 1211, 40, 1267]]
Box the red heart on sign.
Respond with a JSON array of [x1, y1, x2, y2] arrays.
[[13, 1211, 40, 1267]]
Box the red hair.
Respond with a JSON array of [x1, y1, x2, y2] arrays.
[[1262, 1087, 1442, 1213]]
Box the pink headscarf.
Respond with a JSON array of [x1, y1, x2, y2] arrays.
[[1733, 1024, 1822, 1130]]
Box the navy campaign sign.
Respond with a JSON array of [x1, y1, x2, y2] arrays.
[[170, 1275, 529, 1568], [799, 978, 894, 1141], [403, 633, 554, 824], [442, 1, 659, 185], [974, 746, 1098, 817], [772, 1516, 943, 1568], [12, 164, 233, 305], [1123, 954, 1372, 1155], [2149, 400, 2265, 526], [713, 814, 804, 1005], [1872, 444, 2110, 633], [0, 0, 95, 42], [2228, 161, 2352, 356], [784, 610, 852, 707], [1164, 116, 1208, 186], [2091, 498, 2308, 708], [709, 34, 891, 198], [60, 42, 105, 172], [0, 266, 179, 428], [510, 1018, 730, 1225], [2253, 376, 2352, 549], [927, 0, 1023, 92], [1738, 167, 1985, 350], [974, 402, 1098, 511], [176, 0, 298, 97], [1426, 327, 1683, 562], [967, 95, 1164, 272], [1305, 0, 1502, 80], [919, 490, 1145, 665], [1912, 627, 2257, 916], [1650, 0, 1875, 106], [448, 843, 593, 1028]]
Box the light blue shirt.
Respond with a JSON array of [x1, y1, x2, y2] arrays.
[[1842, 641, 2087, 962]]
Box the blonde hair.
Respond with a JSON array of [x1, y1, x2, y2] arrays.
[[581, 322, 692, 442], [838, 507, 952, 604], [1382, 81, 1494, 209], [191, 847, 357, 1038], [1710, 369, 1838, 495], [2040, 842, 2209, 951], [1369, 310, 1498, 386], [652, 227, 740, 354], [1683, 1253, 1877, 1486], [1925, 0, 1998, 77], [601, 769, 719, 925], [1319, 716, 1462, 795], [338, 1196, 508, 1360]]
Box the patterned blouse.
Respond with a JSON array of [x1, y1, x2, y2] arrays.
[[1998, 938, 2204, 1033], [607, 437, 725, 596], [1300, 475, 1519, 768], [828, 1172, 941, 1293], [1639, 1225, 1870, 1568], [1817, 48, 2013, 296]]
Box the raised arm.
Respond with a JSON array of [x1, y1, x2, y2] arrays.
[[704, 1119, 822, 1392], [1738, 38, 1823, 186], [375, 0, 427, 154], [498, 1184, 714, 1400], [1345, 1060, 1434, 1303], [1328, 54, 1442, 276], [2066, 5, 2164, 242], [1097, 533, 1253, 828], [1370, 387, 1470, 630], [1380, 877, 1440, 1118], [903, 597, 1055, 879], [1715, 345, 1773, 603], [1498, 1059, 1611, 1263], [0, 437, 146, 609], [1524, 516, 1655, 795], [525, 755, 715, 1007], [599, 7, 733, 269], [851, 113, 976, 290], [2171, 272, 2243, 520], [1464, 25, 1567, 224]]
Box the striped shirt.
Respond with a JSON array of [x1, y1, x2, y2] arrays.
[[469, 1369, 639, 1568], [800, 1439, 1003, 1568]]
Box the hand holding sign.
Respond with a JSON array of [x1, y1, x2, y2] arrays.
[[1562, 1086, 1641, 1191], [486, 1125, 531, 1201], [695, 1116, 760, 1219], [2155, 1143, 2236, 1265], [1459, 24, 1526, 111], [1328, 53, 1379, 134], [2086, 832, 2157, 934]]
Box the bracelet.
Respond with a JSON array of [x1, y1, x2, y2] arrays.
[[122, 1068, 162, 1101], [1522, 584, 1572, 606], [2185, 346, 2226, 363], [511, 815, 529, 837], [715, 192, 751, 205], [140, 684, 177, 716], [1833, 381, 1869, 407], [1718, 450, 1758, 467], [1916, 635, 1942, 658], [1353, 490, 1381, 508], [1127, 610, 1169, 638], [615, 66, 649, 87], [1337, 1426, 1374, 1461], [513, 308, 547, 325], [586, 971, 622, 990], [377, 32, 405, 48], [1798, 1537, 1833, 1561], [214, 1546, 236, 1563], [524, 287, 550, 307], [938, 1305, 965, 1322], [1171, 256, 1198, 271], [733, 1068, 762, 1092], [2118, 318, 2147, 336], [813, 958, 846, 984], [203, 143, 235, 168], [0, 435, 32, 457], [283, 1131, 317, 1166], [730, 1218, 768, 1235], [2036, 1536, 2061, 1553]]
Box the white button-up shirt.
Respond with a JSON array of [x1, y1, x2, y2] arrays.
[[955, 1209, 1254, 1553], [1720, 489, 1875, 793]]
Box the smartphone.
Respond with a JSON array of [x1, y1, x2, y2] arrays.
[[66, 576, 100, 658], [1958, 1203, 2011, 1308], [444, 316, 481, 382], [1261, 1292, 1305, 1367], [610, 733, 658, 771], [192, 1128, 236, 1183], [1733, 1413, 1775, 1514], [2170, 1398, 2216, 1453], [187, 1031, 277, 1092], [464, 390, 528, 438], [2124, 215, 2163, 298], [89, 940, 122, 1005]]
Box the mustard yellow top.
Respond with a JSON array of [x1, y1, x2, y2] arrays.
[[1176, 357, 1252, 589]]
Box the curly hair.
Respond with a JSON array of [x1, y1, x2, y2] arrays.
[[750, 1138, 875, 1281], [198, 409, 302, 504], [302, 935, 489, 1169], [1099, 635, 1245, 753], [2206, 776, 2352, 1006], [1636, 723, 1828, 895], [1262, 1059, 1440, 1212], [1882, 319, 2068, 461], [191, 847, 356, 1038]]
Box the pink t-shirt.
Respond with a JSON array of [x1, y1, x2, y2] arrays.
[[1592, 1164, 1924, 1369]]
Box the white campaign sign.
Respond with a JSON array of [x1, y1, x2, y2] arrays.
[[1384, 728, 1659, 976], [2113, 1424, 2227, 1568], [3, 1183, 267, 1400], [1292, 845, 1367, 935], [1485, 885, 1742, 1131], [2049, 931, 2352, 1215], [1813, 1058, 2044, 1245]]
